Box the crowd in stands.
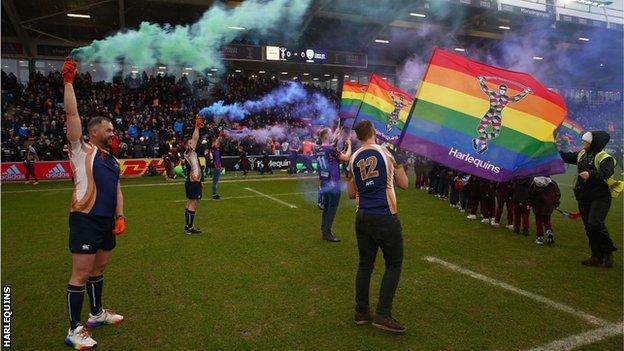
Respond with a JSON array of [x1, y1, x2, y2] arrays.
[[1, 68, 620, 164], [1, 69, 338, 162]]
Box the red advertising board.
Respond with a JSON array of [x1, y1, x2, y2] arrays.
[[1, 159, 167, 181], [1, 161, 72, 181]]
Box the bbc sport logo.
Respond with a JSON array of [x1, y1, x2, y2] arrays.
[[46, 163, 70, 179], [1, 165, 25, 180]]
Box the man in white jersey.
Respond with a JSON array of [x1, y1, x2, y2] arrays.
[[62, 58, 125, 350], [183, 116, 204, 234]]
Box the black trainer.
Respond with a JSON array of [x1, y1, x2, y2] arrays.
[[185, 226, 202, 235], [322, 233, 340, 242], [212, 194, 221, 200], [546, 230, 555, 244]]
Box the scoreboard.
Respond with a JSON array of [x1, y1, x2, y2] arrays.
[[265, 45, 367, 68]]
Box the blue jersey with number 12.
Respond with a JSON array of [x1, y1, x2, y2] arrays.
[[348, 144, 397, 215]]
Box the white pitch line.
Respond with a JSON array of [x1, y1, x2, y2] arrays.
[[172, 191, 315, 202], [1, 175, 316, 194], [244, 187, 298, 209], [526, 321, 623, 351], [422, 256, 608, 326]]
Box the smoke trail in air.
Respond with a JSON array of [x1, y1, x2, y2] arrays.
[[199, 82, 338, 125], [71, 0, 312, 77]]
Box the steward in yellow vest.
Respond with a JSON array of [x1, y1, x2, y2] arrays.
[[560, 131, 617, 268]]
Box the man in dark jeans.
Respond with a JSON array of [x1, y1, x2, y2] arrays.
[[347, 120, 409, 333], [560, 131, 617, 267], [316, 127, 351, 242]]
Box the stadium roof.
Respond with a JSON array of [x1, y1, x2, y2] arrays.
[[2, 0, 622, 87]]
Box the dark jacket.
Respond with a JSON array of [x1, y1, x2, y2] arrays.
[[479, 179, 495, 199], [512, 178, 532, 206], [469, 176, 481, 200], [529, 178, 561, 216], [495, 181, 513, 202], [560, 131, 615, 202]]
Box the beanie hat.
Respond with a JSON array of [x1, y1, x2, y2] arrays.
[[582, 132, 592, 144]]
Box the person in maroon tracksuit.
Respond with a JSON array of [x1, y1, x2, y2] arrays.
[[512, 178, 532, 236], [493, 181, 514, 230], [529, 176, 561, 245], [467, 176, 481, 220], [479, 178, 496, 224]]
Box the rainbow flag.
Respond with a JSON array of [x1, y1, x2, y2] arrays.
[[353, 74, 413, 146], [339, 81, 367, 120], [401, 48, 567, 181], [559, 117, 583, 136]]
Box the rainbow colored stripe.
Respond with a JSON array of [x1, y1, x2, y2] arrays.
[[401, 48, 567, 181], [353, 74, 413, 146], [560, 117, 583, 136], [339, 81, 367, 119]]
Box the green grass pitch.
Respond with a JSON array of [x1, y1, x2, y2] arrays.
[[1, 168, 622, 350]]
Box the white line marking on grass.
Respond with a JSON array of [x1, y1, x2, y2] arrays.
[[244, 187, 298, 208], [526, 322, 623, 351], [1, 175, 316, 194], [422, 256, 608, 326], [172, 191, 315, 202]]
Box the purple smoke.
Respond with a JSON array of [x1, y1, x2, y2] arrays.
[[199, 82, 338, 125]]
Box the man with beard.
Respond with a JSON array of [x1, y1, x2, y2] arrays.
[[62, 58, 125, 350]]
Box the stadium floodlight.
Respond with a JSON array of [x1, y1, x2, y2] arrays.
[[600, 63, 604, 66], [344, 75, 349, 78], [67, 13, 91, 18], [578, 37, 590, 41], [210, 68, 218, 72], [303, 72, 310, 76], [259, 70, 266, 73], [227, 26, 246, 30], [454, 48, 466, 52], [409, 12, 426, 18], [184, 67, 193, 71], [498, 25, 511, 30], [332, 78, 338, 81], [374, 39, 390, 44], [313, 77, 319, 80], [131, 70, 139, 74], [281, 71, 288, 74], [324, 74, 330, 77], [574, 0, 612, 6], [158, 66, 167, 69], [235, 69, 242, 73], [533, 56, 544, 60]]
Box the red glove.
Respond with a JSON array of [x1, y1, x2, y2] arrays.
[[112, 217, 126, 236], [62, 57, 77, 84], [195, 116, 203, 129]]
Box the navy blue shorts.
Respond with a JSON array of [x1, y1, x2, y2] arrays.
[[69, 212, 116, 254], [185, 181, 203, 200]]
